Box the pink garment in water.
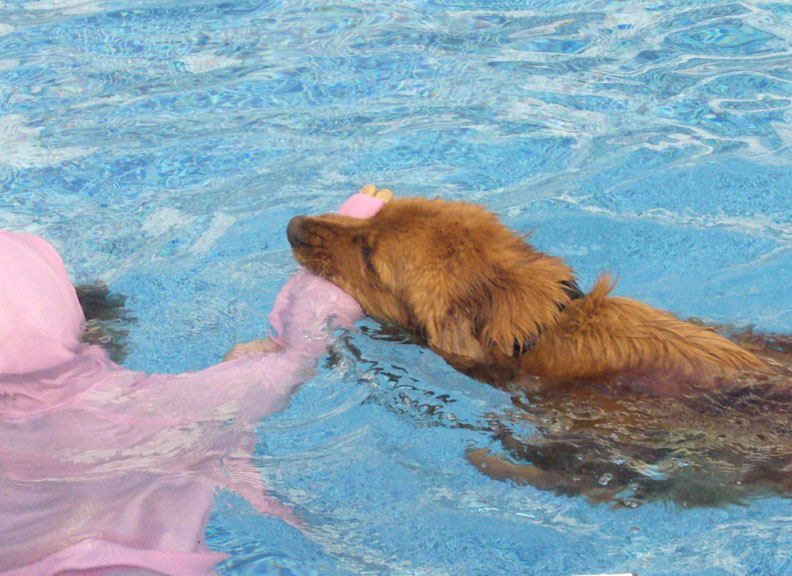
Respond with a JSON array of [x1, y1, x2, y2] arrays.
[[0, 193, 384, 576]]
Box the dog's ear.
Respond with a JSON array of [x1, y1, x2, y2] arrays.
[[455, 254, 579, 360], [420, 252, 578, 362], [474, 286, 549, 359], [425, 309, 489, 363], [423, 283, 559, 363], [474, 266, 576, 359]]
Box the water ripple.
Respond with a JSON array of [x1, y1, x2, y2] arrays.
[[664, 17, 785, 56], [2, 1, 792, 575]]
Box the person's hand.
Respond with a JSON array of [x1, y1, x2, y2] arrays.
[[224, 338, 285, 361]]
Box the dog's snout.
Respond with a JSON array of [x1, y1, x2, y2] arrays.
[[287, 216, 308, 247]]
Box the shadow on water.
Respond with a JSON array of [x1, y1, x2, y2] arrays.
[[347, 322, 792, 509]]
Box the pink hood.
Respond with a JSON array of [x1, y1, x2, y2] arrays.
[[0, 231, 85, 374]]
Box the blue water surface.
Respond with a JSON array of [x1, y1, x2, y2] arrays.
[[1, 1, 792, 575]]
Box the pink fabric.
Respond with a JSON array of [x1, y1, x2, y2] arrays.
[[0, 193, 384, 576], [0, 231, 85, 374]]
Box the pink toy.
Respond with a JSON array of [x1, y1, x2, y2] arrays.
[[0, 190, 387, 576]]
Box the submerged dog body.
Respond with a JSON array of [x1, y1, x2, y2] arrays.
[[288, 196, 766, 390]]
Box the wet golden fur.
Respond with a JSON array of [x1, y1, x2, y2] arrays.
[[288, 197, 768, 391]]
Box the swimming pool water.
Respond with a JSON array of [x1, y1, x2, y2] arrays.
[[1, 1, 792, 575]]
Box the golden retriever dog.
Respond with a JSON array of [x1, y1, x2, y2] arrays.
[[287, 191, 772, 393], [289, 188, 792, 507]]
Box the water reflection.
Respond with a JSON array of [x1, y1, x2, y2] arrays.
[[469, 330, 792, 508], [347, 320, 792, 508]]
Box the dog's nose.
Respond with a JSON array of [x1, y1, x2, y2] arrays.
[[287, 215, 308, 247]]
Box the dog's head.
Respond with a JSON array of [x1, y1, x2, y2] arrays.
[[288, 197, 579, 363]]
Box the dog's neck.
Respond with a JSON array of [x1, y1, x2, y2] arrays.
[[559, 279, 586, 306], [513, 279, 585, 356]]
